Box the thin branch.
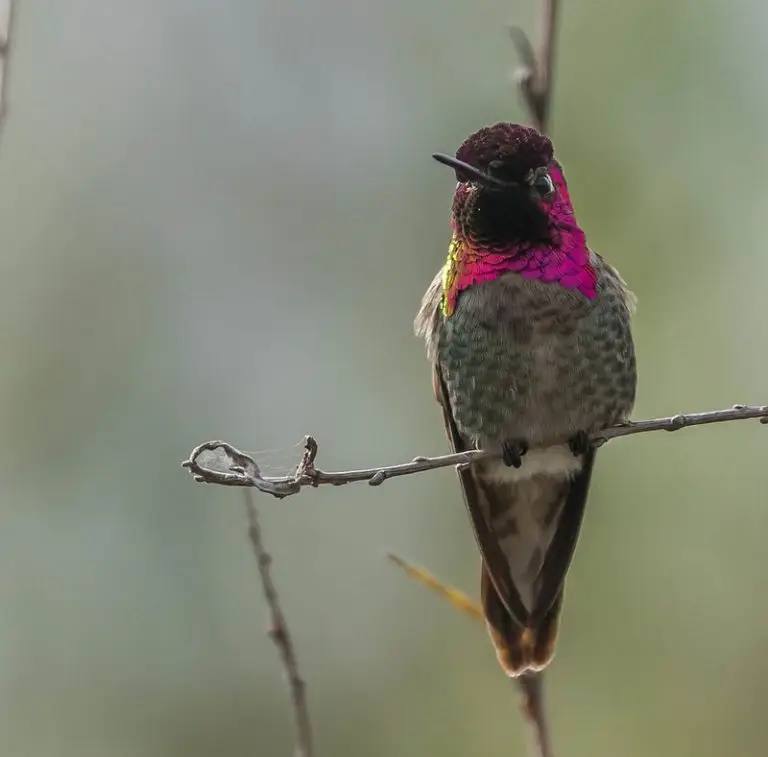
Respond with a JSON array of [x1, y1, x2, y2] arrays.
[[509, 0, 560, 133], [518, 674, 553, 757], [182, 404, 768, 496], [185, 404, 768, 757], [507, 5, 561, 755], [243, 490, 313, 757]]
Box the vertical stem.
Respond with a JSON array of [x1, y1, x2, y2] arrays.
[[537, 0, 560, 133], [518, 673, 553, 757], [244, 491, 314, 757]]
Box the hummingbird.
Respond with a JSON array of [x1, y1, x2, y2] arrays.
[[415, 122, 637, 679]]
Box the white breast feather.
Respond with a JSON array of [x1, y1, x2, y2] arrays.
[[482, 444, 581, 484]]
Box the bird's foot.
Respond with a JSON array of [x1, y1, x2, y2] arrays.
[[567, 430, 591, 457], [502, 438, 528, 468]]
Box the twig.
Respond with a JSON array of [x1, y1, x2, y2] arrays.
[[518, 674, 553, 757], [182, 404, 768, 495], [189, 403, 768, 757], [243, 490, 313, 757], [509, 0, 560, 133], [507, 4, 575, 756]]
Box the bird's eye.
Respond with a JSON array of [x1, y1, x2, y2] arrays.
[[533, 173, 555, 198]]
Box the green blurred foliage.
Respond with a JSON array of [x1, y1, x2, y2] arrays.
[[1, 0, 767, 754]]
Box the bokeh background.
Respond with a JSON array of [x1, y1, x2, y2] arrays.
[[1, 1, 767, 755]]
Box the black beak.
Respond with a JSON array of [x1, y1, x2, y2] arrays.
[[431, 153, 518, 188]]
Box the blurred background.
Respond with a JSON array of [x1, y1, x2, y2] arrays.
[[1, 0, 767, 754]]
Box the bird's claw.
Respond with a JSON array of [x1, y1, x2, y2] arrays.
[[568, 430, 591, 457], [502, 439, 528, 468]]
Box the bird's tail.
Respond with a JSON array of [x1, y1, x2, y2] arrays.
[[480, 564, 562, 677], [482, 567, 558, 757]]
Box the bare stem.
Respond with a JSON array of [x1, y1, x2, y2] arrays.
[[538, 0, 559, 130], [518, 674, 553, 757], [507, 4, 561, 754], [183, 404, 768, 496], [509, 0, 561, 133], [243, 491, 313, 757]]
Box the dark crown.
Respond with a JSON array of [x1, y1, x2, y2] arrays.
[[454, 123, 553, 183]]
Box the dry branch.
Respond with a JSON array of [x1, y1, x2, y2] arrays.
[[243, 491, 313, 757], [185, 402, 768, 757], [509, 0, 560, 133], [507, 6, 564, 753], [183, 404, 768, 496]]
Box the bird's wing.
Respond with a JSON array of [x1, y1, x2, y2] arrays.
[[432, 362, 531, 627], [432, 361, 595, 674]]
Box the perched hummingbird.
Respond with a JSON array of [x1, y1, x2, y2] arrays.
[[415, 122, 637, 677]]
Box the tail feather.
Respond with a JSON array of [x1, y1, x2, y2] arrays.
[[481, 566, 562, 677]]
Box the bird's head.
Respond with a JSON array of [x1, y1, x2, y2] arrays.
[[433, 122, 567, 248], [433, 123, 596, 314]]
